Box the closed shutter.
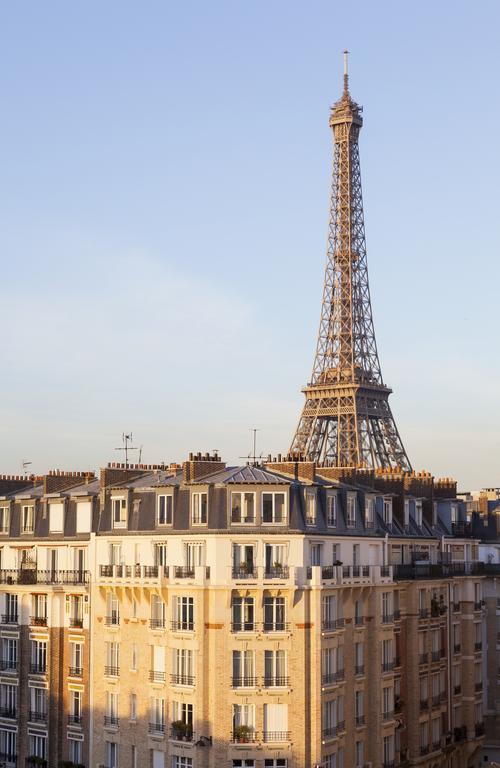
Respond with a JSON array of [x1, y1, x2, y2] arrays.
[[76, 501, 92, 533]]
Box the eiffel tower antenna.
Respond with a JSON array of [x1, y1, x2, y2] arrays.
[[290, 53, 411, 471]]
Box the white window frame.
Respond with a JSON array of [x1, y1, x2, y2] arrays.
[[327, 493, 337, 527], [346, 494, 356, 528], [230, 492, 256, 525], [112, 496, 127, 529], [157, 494, 173, 526], [22, 505, 34, 534], [262, 492, 287, 525], [191, 492, 208, 525]]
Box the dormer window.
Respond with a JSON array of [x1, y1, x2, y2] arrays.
[[383, 499, 392, 526], [22, 505, 34, 534], [346, 495, 356, 528], [49, 502, 64, 534], [305, 492, 316, 526], [0, 506, 9, 535], [262, 493, 286, 524], [404, 500, 410, 529], [415, 501, 423, 528], [157, 495, 173, 526], [112, 497, 127, 528], [327, 493, 337, 527], [365, 497, 374, 528], [191, 492, 207, 525], [450, 504, 458, 525], [231, 492, 255, 524]]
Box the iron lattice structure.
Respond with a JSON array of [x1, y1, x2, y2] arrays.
[[290, 59, 411, 470]]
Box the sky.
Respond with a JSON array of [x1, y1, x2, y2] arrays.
[[0, 1, 499, 490]]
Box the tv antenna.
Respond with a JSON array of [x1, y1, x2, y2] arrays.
[[114, 433, 139, 470], [21, 460, 32, 477], [239, 428, 263, 466]]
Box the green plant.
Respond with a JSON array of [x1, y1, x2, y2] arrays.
[[234, 724, 252, 742], [172, 719, 187, 738], [273, 561, 283, 570]]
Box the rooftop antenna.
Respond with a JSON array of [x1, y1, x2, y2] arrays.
[[21, 460, 32, 477], [239, 428, 263, 466], [114, 432, 139, 471]]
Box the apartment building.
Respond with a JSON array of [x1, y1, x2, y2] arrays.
[[0, 454, 486, 768]]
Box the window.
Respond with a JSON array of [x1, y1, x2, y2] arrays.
[[355, 642, 364, 673], [68, 594, 83, 626], [332, 543, 340, 564], [107, 593, 120, 625], [157, 494, 173, 525], [353, 543, 360, 566], [32, 593, 47, 623], [31, 640, 47, 673], [232, 703, 255, 737], [263, 596, 286, 631], [231, 492, 255, 524], [262, 492, 286, 524], [0, 506, 9, 534], [383, 498, 392, 525], [420, 721, 428, 752], [263, 702, 288, 741], [2, 638, 17, 670], [22, 505, 34, 533], [346, 494, 356, 527], [322, 594, 338, 629], [306, 492, 316, 525], [154, 542, 168, 566], [232, 596, 254, 631], [0, 729, 16, 760], [0, 683, 17, 716], [29, 734, 47, 759], [415, 500, 423, 528], [131, 642, 138, 671], [173, 596, 194, 631], [150, 697, 165, 730], [355, 741, 364, 768], [151, 646, 165, 681], [70, 689, 82, 722], [365, 496, 374, 528], [150, 595, 166, 628], [310, 542, 322, 566], [173, 648, 194, 685], [264, 649, 287, 686], [130, 693, 137, 721], [232, 650, 255, 687], [322, 699, 337, 736], [233, 762, 256, 768], [106, 641, 120, 675], [5, 593, 17, 622], [106, 691, 119, 721], [327, 493, 337, 526], [76, 500, 92, 533], [173, 758, 193, 768], [185, 541, 205, 568], [232, 544, 255, 575], [451, 504, 458, 524], [69, 738, 82, 764], [383, 734, 394, 763], [404, 499, 409, 528], [382, 686, 393, 719], [30, 685, 47, 719], [355, 690, 364, 722], [381, 638, 394, 670], [265, 543, 288, 572], [191, 492, 207, 524], [172, 700, 193, 730], [49, 502, 64, 533], [112, 496, 127, 527], [106, 741, 118, 768], [265, 761, 287, 768], [382, 592, 392, 622]]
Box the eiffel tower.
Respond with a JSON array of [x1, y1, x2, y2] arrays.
[[290, 53, 411, 471]]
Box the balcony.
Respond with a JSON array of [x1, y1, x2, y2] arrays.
[[1, 614, 18, 625], [452, 601, 460, 612], [149, 670, 166, 683], [231, 622, 255, 633], [355, 664, 365, 676], [321, 671, 343, 686], [148, 721, 166, 734], [68, 714, 82, 726], [105, 615, 120, 626], [232, 567, 257, 580], [264, 566, 290, 579], [29, 663, 46, 675], [454, 725, 466, 742], [0, 568, 89, 585], [171, 621, 194, 632], [30, 616, 47, 627], [104, 666, 119, 677], [354, 616, 364, 627], [474, 601, 482, 611], [232, 676, 258, 688], [144, 566, 159, 578], [382, 710, 394, 722], [263, 731, 290, 742], [0, 707, 16, 719], [474, 642, 482, 652], [431, 741, 441, 752], [322, 618, 345, 632], [420, 699, 429, 711], [170, 723, 194, 742], [0, 752, 17, 766], [170, 674, 194, 686], [355, 715, 365, 726], [419, 653, 428, 665], [150, 618, 166, 630], [393, 609, 401, 620], [381, 661, 395, 673], [431, 650, 441, 662], [454, 685, 461, 695], [263, 676, 289, 688], [431, 695, 441, 708], [453, 644, 461, 654], [29, 710, 47, 723], [419, 608, 428, 619], [25, 759, 47, 768], [475, 681, 483, 692], [420, 746, 429, 756], [263, 622, 290, 633], [231, 729, 257, 744], [69, 666, 83, 677], [104, 714, 119, 727], [451, 521, 473, 537], [382, 613, 394, 624], [69, 617, 83, 628]]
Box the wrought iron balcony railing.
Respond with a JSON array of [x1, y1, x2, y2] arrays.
[[263, 676, 290, 687], [262, 731, 290, 742], [171, 621, 194, 632], [149, 670, 166, 683], [29, 710, 47, 723], [231, 676, 257, 688], [170, 673, 194, 686], [0, 568, 88, 585], [104, 714, 119, 727]]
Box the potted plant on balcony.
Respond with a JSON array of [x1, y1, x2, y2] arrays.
[[234, 724, 252, 743], [273, 561, 283, 573], [28, 758, 47, 767], [172, 719, 186, 740]]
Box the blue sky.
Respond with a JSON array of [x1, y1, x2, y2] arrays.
[[0, 1, 498, 489]]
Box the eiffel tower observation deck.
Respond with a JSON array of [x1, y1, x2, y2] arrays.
[[290, 53, 411, 471]]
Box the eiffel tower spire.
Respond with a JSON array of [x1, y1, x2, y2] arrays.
[[290, 53, 411, 470]]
